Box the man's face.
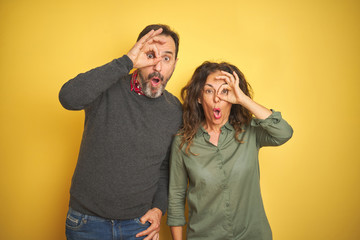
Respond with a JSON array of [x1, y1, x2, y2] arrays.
[[137, 34, 178, 98]]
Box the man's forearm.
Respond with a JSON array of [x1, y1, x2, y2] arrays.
[[59, 55, 133, 110]]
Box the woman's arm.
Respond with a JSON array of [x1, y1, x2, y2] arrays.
[[167, 137, 188, 238], [170, 226, 183, 240], [216, 70, 272, 119], [216, 71, 293, 146]]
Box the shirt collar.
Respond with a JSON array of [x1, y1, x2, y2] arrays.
[[130, 70, 145, 96], [197, 121, 234, 137]]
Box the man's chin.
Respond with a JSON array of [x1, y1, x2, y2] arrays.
[[144, 89, 163, 98]]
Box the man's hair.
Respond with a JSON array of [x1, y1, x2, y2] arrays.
[[137, 24, 180, 59]]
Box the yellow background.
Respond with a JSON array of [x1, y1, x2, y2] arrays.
[[1, 0, 359, 239]]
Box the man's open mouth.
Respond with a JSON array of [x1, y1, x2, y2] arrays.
[[151, 77, 161, 87]]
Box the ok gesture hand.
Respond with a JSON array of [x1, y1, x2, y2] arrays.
[[127, 28, 165, 69], [216, 71, 247, 105]]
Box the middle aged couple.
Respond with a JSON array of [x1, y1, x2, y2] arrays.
[[60, 24, 293, 240]]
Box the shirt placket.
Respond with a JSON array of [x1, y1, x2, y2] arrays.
[[216, 134, 234, 239]]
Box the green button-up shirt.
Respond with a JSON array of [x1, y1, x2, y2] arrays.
[[167, 111, 293, 240]]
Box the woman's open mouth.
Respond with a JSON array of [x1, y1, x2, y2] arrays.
[[213, 108, 221, 119]]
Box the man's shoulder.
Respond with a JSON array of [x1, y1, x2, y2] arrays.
[[162, 90, 182, 110]]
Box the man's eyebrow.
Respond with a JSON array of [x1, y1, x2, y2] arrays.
[[162, 51, 174, 55]]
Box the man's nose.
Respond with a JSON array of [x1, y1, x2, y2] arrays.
[[154, 60, 162, 72]]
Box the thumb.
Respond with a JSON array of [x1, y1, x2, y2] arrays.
[[140, 215, 148, 224]]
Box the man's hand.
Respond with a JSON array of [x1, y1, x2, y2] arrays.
[[127, 28, 165, 69], [135, 208, 162, 240]]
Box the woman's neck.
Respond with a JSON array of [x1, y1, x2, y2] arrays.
[[203, 122, 224, 146]]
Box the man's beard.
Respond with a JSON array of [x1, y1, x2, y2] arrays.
[[138, 71, 172, 98]]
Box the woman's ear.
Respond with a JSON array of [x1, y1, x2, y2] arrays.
[[197, 98, 201, 104]]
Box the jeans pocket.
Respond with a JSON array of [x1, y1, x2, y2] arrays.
[[133, 218, 150, 227], [65, 209, 85, 230]]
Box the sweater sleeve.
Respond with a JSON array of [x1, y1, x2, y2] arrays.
[[59, 55, 133, 110], [151, 146, 170, 215], [251, 110, 294, 148], [167, 136, 188, 226]]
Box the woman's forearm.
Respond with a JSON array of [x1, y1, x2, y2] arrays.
[[170, 226, 183, 240], [238, 95, 272, 120]]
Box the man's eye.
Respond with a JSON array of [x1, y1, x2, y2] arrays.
[[147, 53, 154, 59], [164, 56, 170, 61]]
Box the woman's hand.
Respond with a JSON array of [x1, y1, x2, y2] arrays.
[[216, 70, 272, 119], [216, 70, 248, 105]]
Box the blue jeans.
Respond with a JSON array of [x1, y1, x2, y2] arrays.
[[65, 208, 150, 240]]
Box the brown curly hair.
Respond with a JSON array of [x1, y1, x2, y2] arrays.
[[179, 61, 253, 155]]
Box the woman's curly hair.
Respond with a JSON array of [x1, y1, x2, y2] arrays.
[[179, 61, 253, 155]]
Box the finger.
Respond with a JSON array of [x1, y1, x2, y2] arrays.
[[137, 29, 155, 45], [143, 40, 161, 58], [136, 223, 159, 237], [148, 43, 161, 59], [153, 233, 159, 240], [141, 28, 163, 45], [137, 28, 163, 48], [232, 71, 240, 84], [139, 214, 149, 224], [143, 231, 156, 240], [217, 85, 230, 97], [220, 71, 236, 82], [152, 28, 163, 38], [150, 36, 167, 45], [215, 75, 231, 85]]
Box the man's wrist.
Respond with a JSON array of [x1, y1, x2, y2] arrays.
[[152, 207, 163, 215], [126, 54, 135, 67]]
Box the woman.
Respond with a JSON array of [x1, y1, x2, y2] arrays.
[[167, 61, 293, 240]]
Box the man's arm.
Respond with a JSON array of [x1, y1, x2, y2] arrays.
[[136, 149, 170, 240], [59, 56, 133, 110], [59, 27, 165, 111]]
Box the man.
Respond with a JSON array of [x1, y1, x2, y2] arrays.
[[59, 24, 182, 240]]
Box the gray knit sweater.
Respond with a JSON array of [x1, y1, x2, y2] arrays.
[[59, 55, 182, 219]]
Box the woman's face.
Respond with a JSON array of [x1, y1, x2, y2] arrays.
[[199, 70, 232, 129]]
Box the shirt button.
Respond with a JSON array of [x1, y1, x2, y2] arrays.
[[226, 203, 230, 207]]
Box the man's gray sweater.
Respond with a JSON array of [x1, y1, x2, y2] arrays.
[[59, 55, 182, 219]]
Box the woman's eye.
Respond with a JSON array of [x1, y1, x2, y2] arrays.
[[147, 53, 154, 59], [221, 89, 229, 94], [205, 89, 213, 94], [164, 56, 170, 61]]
